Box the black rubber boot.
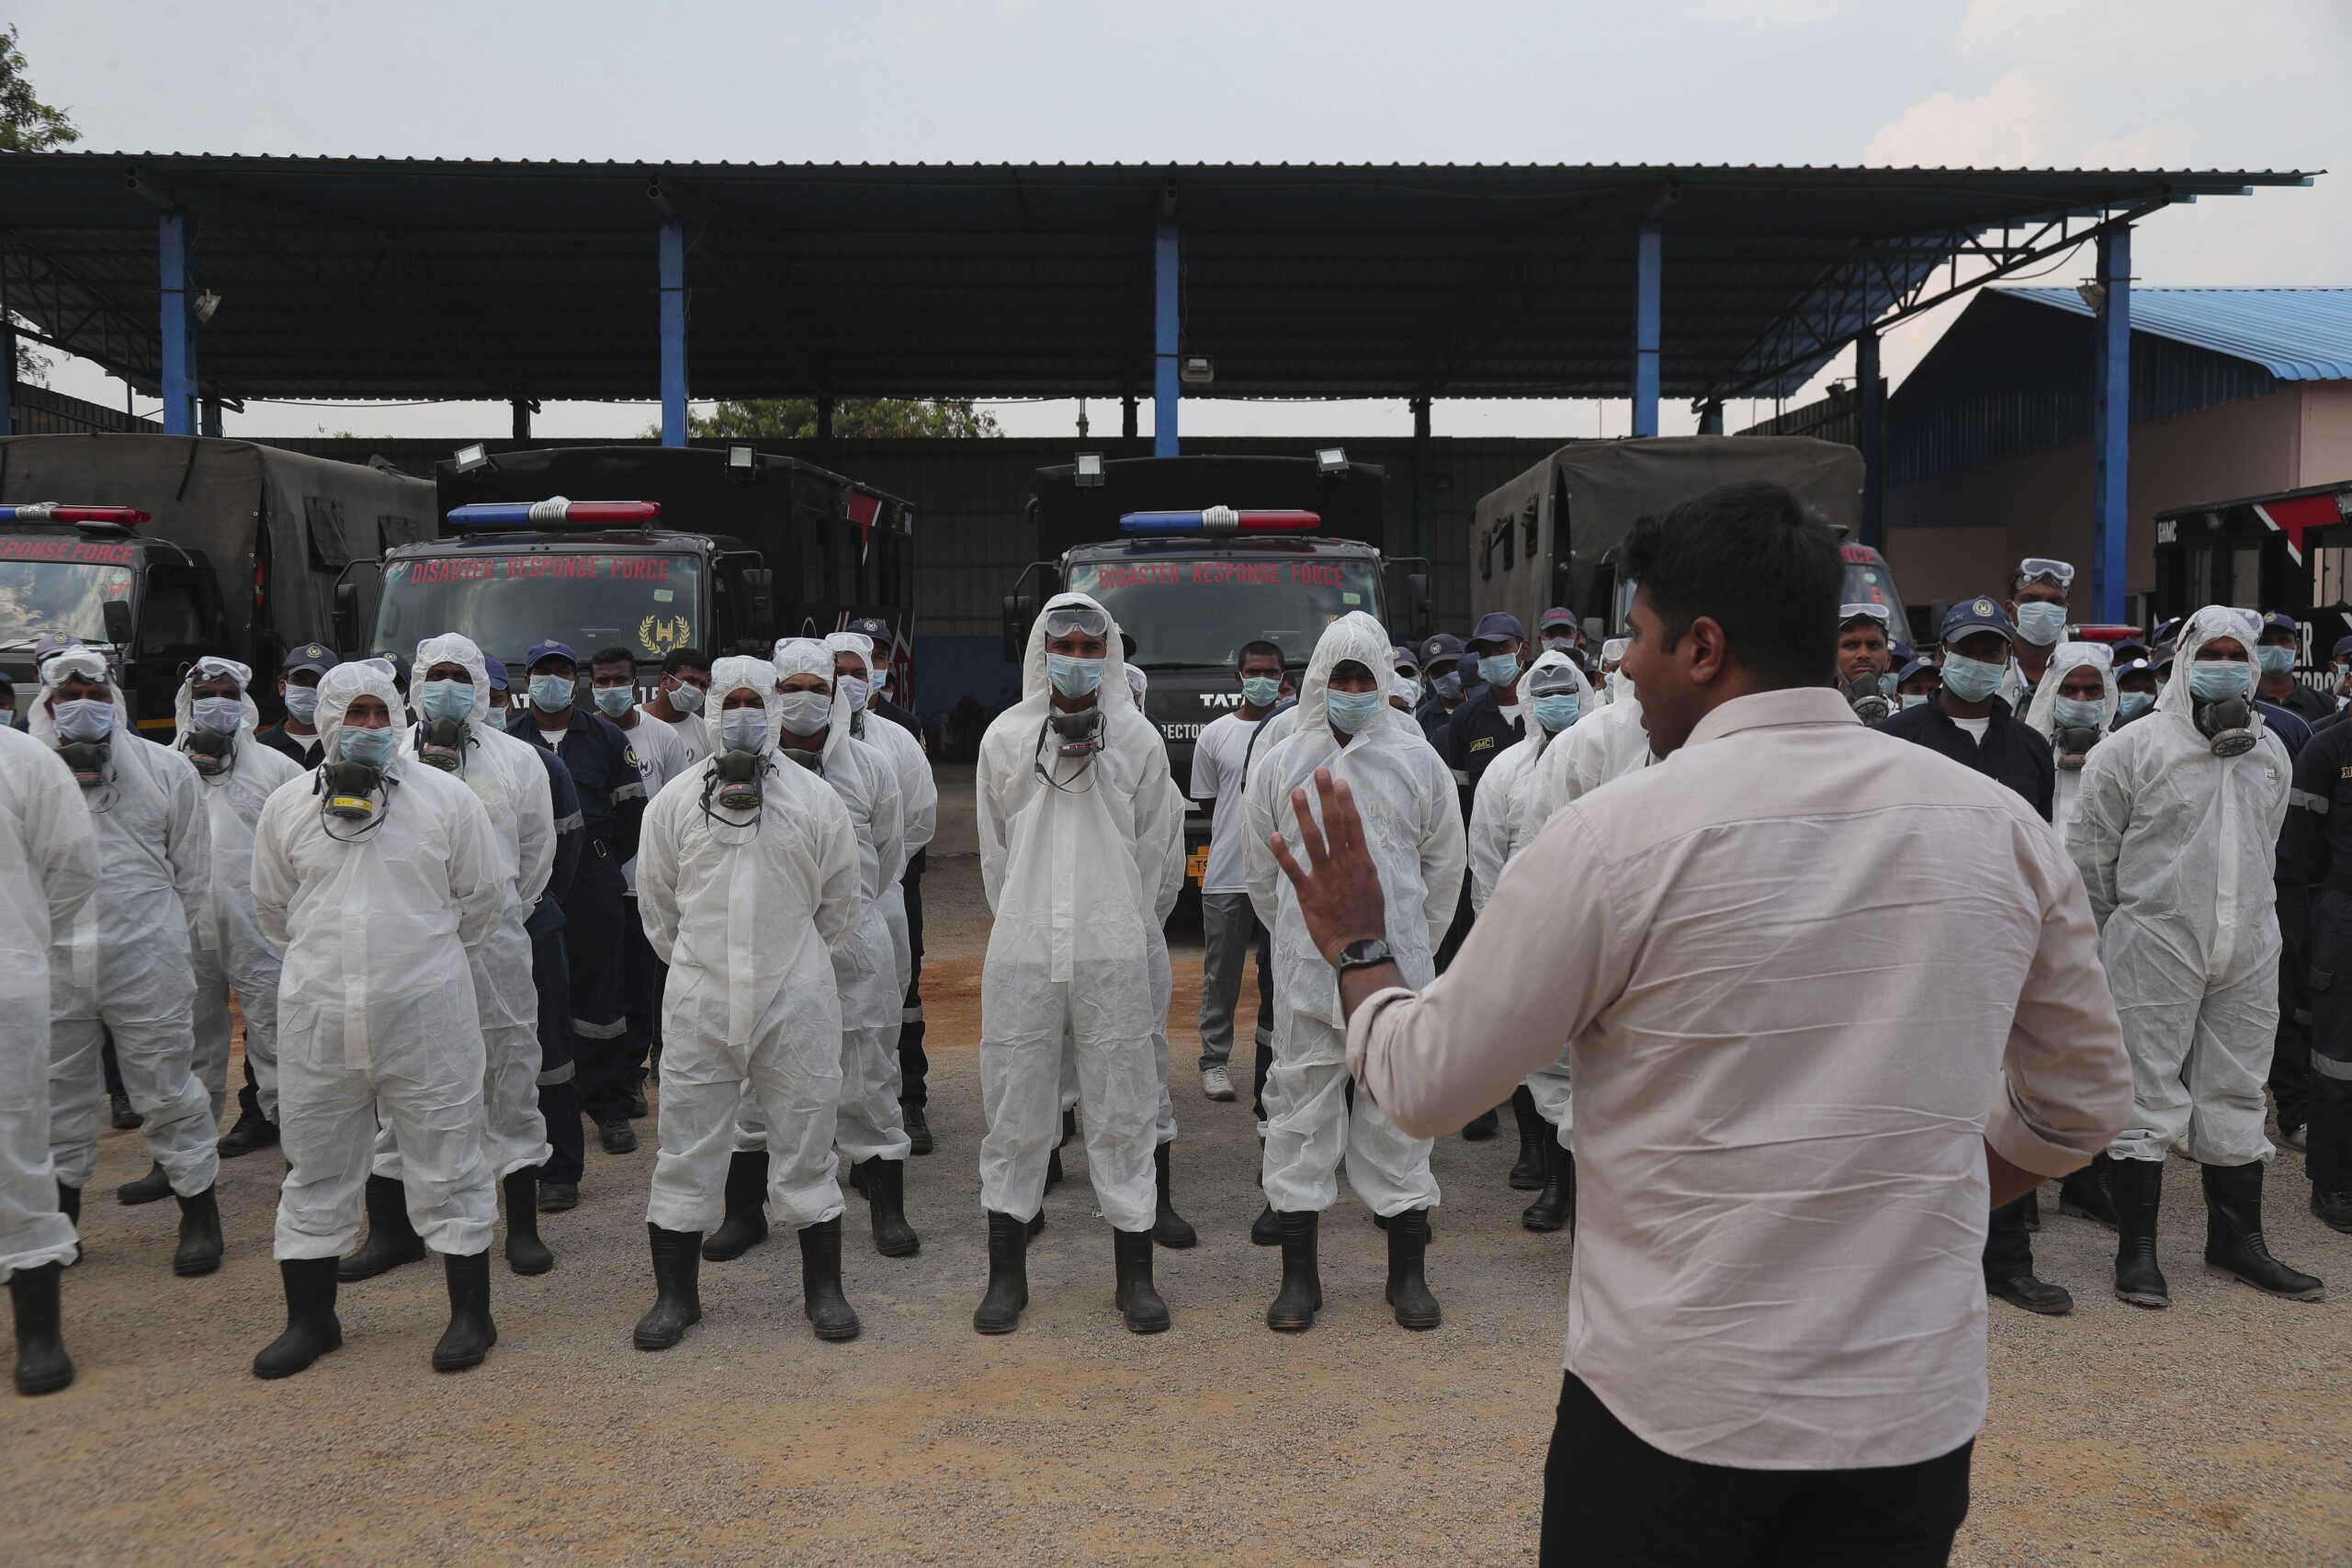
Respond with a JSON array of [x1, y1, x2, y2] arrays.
[[1044, 1146, 1064, 1192], [904, 1100, 934, 1156], [1114, 1226, 1170, 1334], [1264, 1211, 1321, 1332], [1385, 1209, 1442, 1330], [2109, 1156, 2170, 1309], [973, 1210, 1029, 1335], [431, 1251, 498, 1371], [503, 1169, 553, 1276], [109, 1093, 141, 1131], [252, 1258, 342, 1380], [1461, 1107, 1498, 1141], [218, 1098, 279, 1158], [1152, 1142, 1197, 1249], [9, 1262, 72, 1396], [859, 1157, 920, 1258], [2201, 1162, 2326, 1301], [2058, 1153, 2119, 1229], [117, 1159, 171, 1207], [1250, 1202, 1281, 1247], [1521, 1141, 1577, 1234], [633, 1224, 703, 1350], [1059, 1105, 1077, 1147], [798, 1217, 861, 1341], [1508, 1086, 1546, 1190], [339, 1174, 426, 1282], [172, 1185, 224, 1277], [701, 1150, 771, 1262], [57, 1184, 81, 1267]]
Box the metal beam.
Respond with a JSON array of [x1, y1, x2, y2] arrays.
[[512, 398, 533, 441], [1631, 221, 1661, 438], [1696, 398, 1724, 435], [199, 395, 222, 437], [659, 220, 688, 448], [1856, 329, 1883, 550], [2091, 226, 2132, 624], [158, 212, 197, 436], [1153, 216, 1180, 457], [1412, 397, 1432, 561]]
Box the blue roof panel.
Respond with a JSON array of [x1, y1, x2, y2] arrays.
[[1998, 288, 2352, 381]]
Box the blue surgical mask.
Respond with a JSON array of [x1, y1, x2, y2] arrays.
[[775, 690, 832, 737], [1047, 654, 1103, 699], [282, 684, 321, 724], [1477, 651, 1521, 688], [529, 674, 575, 713], [593, 685, 636, 719], [838, 675, 870, 712], [1901, 693, 1929, 711], [666, 680, 705, 715], [720, 706, 767, 754], [1240, 675, 1281, 708], [2053, 696, 2107, 729], [1430, 671, 1463, 702], [1326, 688, 1383, 735], [2188, 660, 2253, 702], [1532, 694, 1580, 732], [2013, 602, 2068, 647], [53, 697, 115, 742], [416, 679, 473, 725], [2256, 645, 2297, 676], [191, 695, 244, 735], [338, 725, 397, 768], [1939, 652, 2007, 703], [2119, 691, 2155, 720]]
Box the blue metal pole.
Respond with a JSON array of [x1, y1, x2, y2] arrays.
[[1153, 216, 1180, 457], [659, 220, 688, 448], [159, 212, 195, 436], [2091, 226, 2132, 624], [1856, 328, 1883, 551], [1631, 221, 1662, 438]]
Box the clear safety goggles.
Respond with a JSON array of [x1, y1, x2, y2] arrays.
[[1043, 604, 1111, 639], [1526, 664, 1583, 697], [2015, 558, 2076, 590], [1838, 603, 1894, 629]]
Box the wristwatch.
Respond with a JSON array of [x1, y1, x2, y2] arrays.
[[1333, 937, 1394, 974]]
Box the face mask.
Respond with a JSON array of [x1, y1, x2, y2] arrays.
[[416, 679, 473, 725], [2188, 660, 2254, 703], [2012, 603, 2068, 647], [1541, 636, 1576, 656], [2053, 696, 2107, 729], [1532, 694, 1580, 732], [593, 685, 636, 719], [720, 706, 768, 754], [2256, 645, 2297, 676], [282, 684, 321, 724], [1047, 654, 1103, 699], [1939, 652, 2006, 703], [53, 697, 115, 742], [666, 681, 705, 715], [1901, 693, 1929, 710], [1240, 675, 1281, 708], [1430, 671, 1462, 702], [838, 675, 870, 712], [2119, 691, 2155, 720], [1477, 652, 1521, 688], [776, 690, 833, 737], [0, 706, 12, 724], [338, 725, 398, 768], [1326, 688, 1383, 735], [191, 695, 245, 735], [1604, 671, 1629, 705], [529, 674, 575, 713]]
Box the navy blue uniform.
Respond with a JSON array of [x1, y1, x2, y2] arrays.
[[509, 706, 646, 1132], [522, 745, 586, 1185], [1436, 682, 1526, 974], [871, 694, 934, 1111], [2285, 718, 2352, 1198]]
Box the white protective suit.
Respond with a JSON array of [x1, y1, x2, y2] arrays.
[[0, 728, 98, 1281], [2067, 606, 2291, 1168], [176, 658, 305, 1122], [638, 657, 863, 1234], [1246, 613, 1465, 1216], [2021, 641, 2120, 839], [1538, 678, 1653, 820], [826, 632, 937, 1014], [35, 649, 219, 1200], [251, 661, 508, 1259], [379, 633, 557, 1181], [975, 592, 1182, 1230]]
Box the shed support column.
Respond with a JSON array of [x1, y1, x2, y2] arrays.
[[2091, 226, 2132, 625], [659, 219, 689, 448], [1153, 217, 1180, 457], [1412, 397, 1432, 563], [199, 394, 222, 437], [1, 319, 15, 437], [159, 211, 197, 437], [1696, 398, 1723, 436], [818, 395, 835, 447], [1631, 221, 1661, 439], [1856, 329, 1884, 551], [512, 399, 532, 441], [1122, 391, 1137, 450]]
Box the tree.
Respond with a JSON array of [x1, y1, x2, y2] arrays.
[[2, 25, 82, 386], [684, 397, 1001, 441]]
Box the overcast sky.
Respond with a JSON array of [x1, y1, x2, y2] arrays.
[[13, 0, 2347, 444]]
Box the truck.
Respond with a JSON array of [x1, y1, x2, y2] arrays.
[[1003, 451, 1431, 883], [2153, 479, 2352, 660], [1467, 435, 1908, 644], [361, 444, 914, 697], [0, 434, 434, 734]]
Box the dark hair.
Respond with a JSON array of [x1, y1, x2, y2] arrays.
[[588, 645, 637, 672], [662, 647, 710, 676], [1237, 639, 1283, 669], [1621, 483, 1840, 689]]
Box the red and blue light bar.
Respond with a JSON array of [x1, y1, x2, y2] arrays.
[[446, 498, 662, 529], [1117, 506, 1320, 535], [0, 504, 150, 525]]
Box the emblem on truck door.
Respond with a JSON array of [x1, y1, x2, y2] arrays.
[[639, 614, 691, 656]]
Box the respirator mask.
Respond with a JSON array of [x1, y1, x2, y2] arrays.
[[711, 748, 770, 810], [2188, 658, 2259, 757], [2051, 695, 2107, 770], [1844, 671, 1893, 726], [780, 745, 823, 774], [415, 717, 469, 773], [1048, 706, 1104, 757], [185, 728, 236, 777]]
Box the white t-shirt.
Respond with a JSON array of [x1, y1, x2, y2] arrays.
[[660, 708, 711, 766], [1951, 716, 1991, 745], [1190, 711, 1260, 896], [616, 712, 692, 894]]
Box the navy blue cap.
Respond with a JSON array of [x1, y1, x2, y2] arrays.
[[845, 615, 895, 647], [1536, 605, 1577, 632], [1895, 657, 1939, 687], [282, 642, 338, 677], [2331, 635, 2352, 661], [2259, 610, 2301, 637], [1939, 596, 2015, 645], [1467, 612, 1526, 649], [1392, 643, 1420, 673], [2115, 655, 2156, 679], [1419, 632, 1465, 665], [2150, 615, 2184, 648], [484, 656, 511, 693], [370, 650, 411, 687], [526, 640, 579, 672]]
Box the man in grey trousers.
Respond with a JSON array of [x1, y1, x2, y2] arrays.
[[1192, 640, 1286, 1100]]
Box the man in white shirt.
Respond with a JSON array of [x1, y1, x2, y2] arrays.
[[641, 647, 712, 767], [590, 646, 691, 1111], [1271, 482, 2133, 1565], [1192, 639, 1284, 1102]]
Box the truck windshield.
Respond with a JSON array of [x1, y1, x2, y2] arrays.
[[0, 558, 136, 649], [376, 552, 702, 667], [1066, 556, 1384, 668]]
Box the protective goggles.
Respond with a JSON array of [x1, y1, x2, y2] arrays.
[[2015, 558, 2076, 590], [1526, 664, 1583, 697], [1043, 604, 1111, 638], [1838, 603, 1894, 629]]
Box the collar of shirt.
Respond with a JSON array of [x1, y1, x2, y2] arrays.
[[1682, 686, 1858, 750]]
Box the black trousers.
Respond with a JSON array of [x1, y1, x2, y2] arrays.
[[899, 856, 928, 1109], [1981, 1194, 2035, 1280], [2305, 886, 2352, 1193], [2274, 878, 2312, 1133], [531, 910, 582, 1186], [1251, 920, 1275, 1122], [1541, 1372, 1972, 1567]]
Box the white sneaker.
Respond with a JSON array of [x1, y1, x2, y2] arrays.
[[1201, 1064, 1237, 1101]]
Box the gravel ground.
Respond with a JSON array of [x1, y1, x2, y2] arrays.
[[6, 842, 2349, 1564]]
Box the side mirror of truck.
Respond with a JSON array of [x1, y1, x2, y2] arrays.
[[1407, 572, 1433, 639], [102, 596, 134, 650], [1002, 592, 1035, 665], [331, 579, 356, 643], [742, 568, 775, 632]]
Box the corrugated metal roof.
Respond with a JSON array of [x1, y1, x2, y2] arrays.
[[1998, 288, 2352, 380]]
